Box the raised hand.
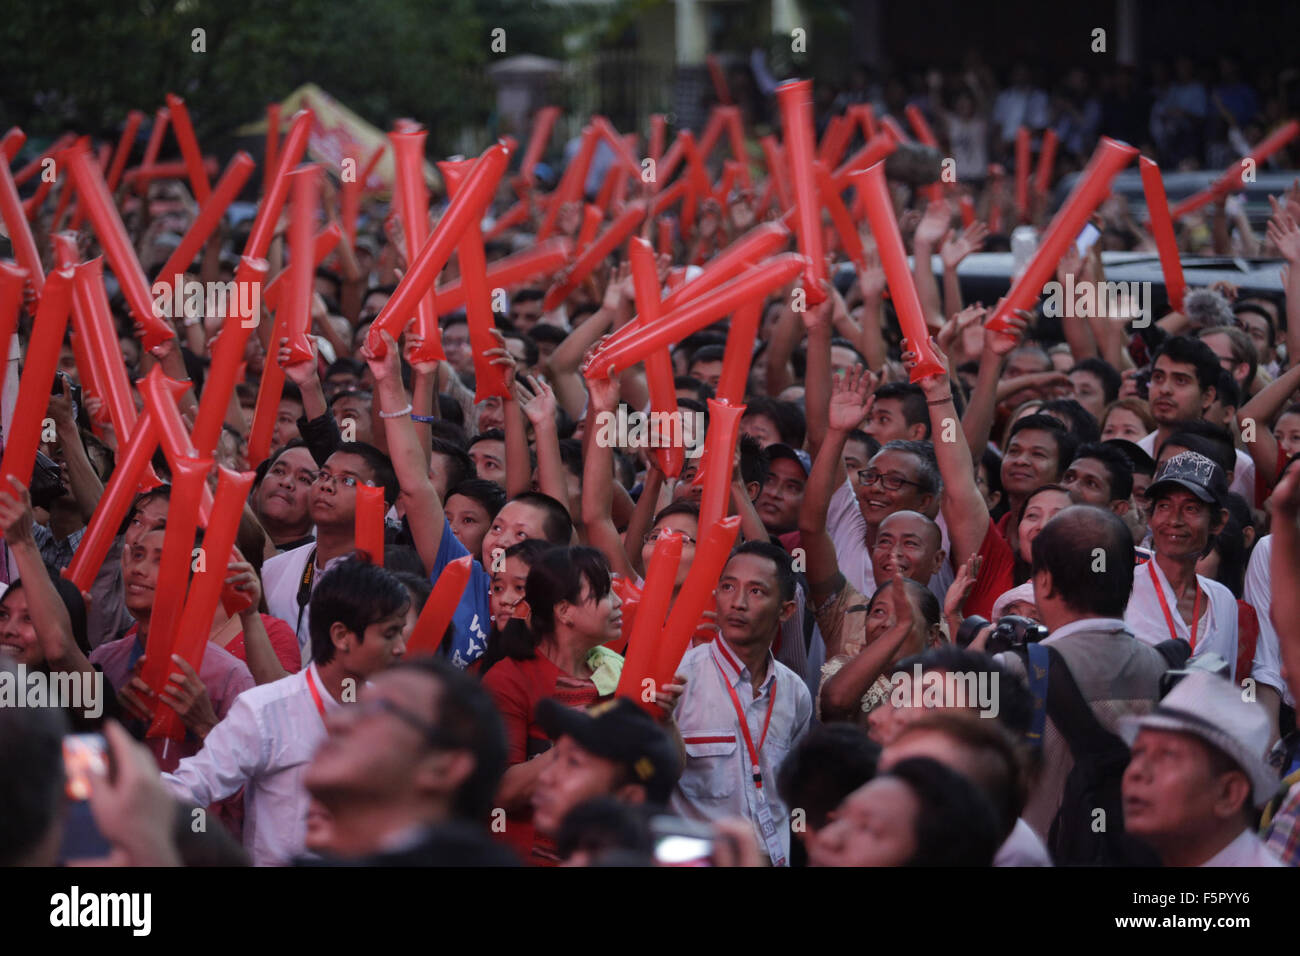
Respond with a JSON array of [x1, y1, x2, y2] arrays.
[[828, 364, 875, 433], [1266, 196, 1300, 263], [857, 244, 888, 301], [158, 656, 219, 739], [279, 335, 320, 386], [943, 554, 984, 622], [0, 476, 36, 543], [913, 199, 951, 250], [985, 308, 1029, 357], [483, 327, 518, 393], [940, 221, 988, 270], [359, 329, 403, 385], [515, 373, 558, 428]]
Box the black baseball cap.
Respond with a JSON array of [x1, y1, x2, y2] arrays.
[[536, 697, 682, 804], [1146, 451, 1228, 507]]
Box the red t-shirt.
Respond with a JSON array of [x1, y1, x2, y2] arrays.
[[963, 517, 1017, 620], [481, 654, 604, 865], [221, 614, 302, 674]]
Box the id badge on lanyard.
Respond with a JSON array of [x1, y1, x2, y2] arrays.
[[713, 658, 787, 866]]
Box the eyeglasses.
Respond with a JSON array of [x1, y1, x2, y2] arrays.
[[644, 530, 697, 546], [311, 469, 374, 489], [857, 469, 922, 492]]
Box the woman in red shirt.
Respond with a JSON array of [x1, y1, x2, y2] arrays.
[[481, 545, 625, 863]]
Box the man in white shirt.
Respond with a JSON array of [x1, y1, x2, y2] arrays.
[[1124, 453, 1239, 679], [1135, 335, 1255, 506], [1121, 670, 1283, 866], [670, 542, 813, 866], [163, 560, 412, 865], [1242, 535, 1292, 740], [262, 442, 398, 666]]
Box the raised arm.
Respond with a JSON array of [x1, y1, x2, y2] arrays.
[[1266, 198, 1300, 370], [912, 199, 951, 331], [515, 375, 571, 521], [0, 478, 92, 676], [1268, 466, 1300, 706], [580, 367, 635, 579], [362, 330, 442, 573], [820, 572, 915, 720], [907, 333, 994, 570], [802, 280, 839, 455], [855, 247, 890, 371], [798, 365, 873, 609], [1239, 360, 1300, 483], [963, 309, 1029, 456], [939, 221, 987, 324], [48, 380, 104, 524]]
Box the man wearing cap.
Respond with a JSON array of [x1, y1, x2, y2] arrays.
[[530, 698, 682, 850], [1121, 671, 1283, 866], [1124, 452, 1239, 680]]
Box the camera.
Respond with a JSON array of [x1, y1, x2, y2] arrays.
[[28, 450, 68, 511], [1159, 653, 1229, 699], [956, 614, 1048, 654]]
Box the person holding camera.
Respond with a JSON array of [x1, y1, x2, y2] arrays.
[[992, 505, 1170, 860]]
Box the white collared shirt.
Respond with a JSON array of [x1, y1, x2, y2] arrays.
[[669, 639, 812, 864], [162, 662, 342, 867], [1242, 535, 1294, 706], [1125, 559, 1238, 681], [262, 543, 349, 667], [1199, 827, 1284, 867]]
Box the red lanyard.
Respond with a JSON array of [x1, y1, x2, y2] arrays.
[[304, 667, 329, 723], [713, 652, 777, 789], [1149, 562, 1201, 651]]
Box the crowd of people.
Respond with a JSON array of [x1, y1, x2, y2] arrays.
[[3, 67, 1300, 870]]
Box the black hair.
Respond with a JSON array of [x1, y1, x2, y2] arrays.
[[891, 713, 1027, 841], [1233, 302, 1276, 350], [324, 357, 365, 381], [435, 394, 465, 428], [1151, 335, 1221, 393], [429, 437, 474, 493], [554, 797, 654, 864], [391, 569, 433, 613], [727, 540, 796, 602], [742, 396, 807, 448], [776, 724, 880, 831], [446, 478, 507, 520], [495, 546, 612, 661], [1031, 505, 1134, 617], [477, 538, 556, 675], [509, 491, 574, 545], [1069, 357, 1122, 405], [1159, 421, 1235, 478], [526, 324, 567, 347], [829, 336, 867, 368], [846, 428, 882, 462], [673, 375, 716, 403], [383, 545, 428, 578], [392, 655, 508, 821], [652, 498, 700, 530], [869, 576, 941, 631], [332, 441, 399, 508], [1007, 414, 1079, 480], [308, 559, 411, 665], [883, 757, 1002, 867], [872, 382, 930, 437], [876, 439, 942, 498], [280, 381, 304, 405], [979, 446, 1005, 515], [501, 330, 539, 368], [512, 287, 546, 305], [468, 428, 505, 451], [890, 646, 1034, 739], [1070, 441, 1134, 501], [1040, 398, 1101, 444], [688, 344, 726, 368], [258, 437, 313, 485], [738, 434, 764, 494], [0, 661, 67, 865], [1206, 510, 1248, 598], [557, 438, 583, 480], [1214, 367, 1241, 410]]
